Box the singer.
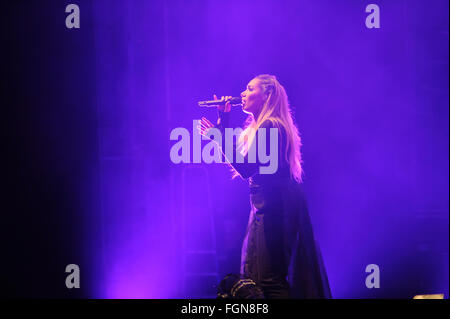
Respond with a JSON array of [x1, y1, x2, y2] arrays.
[[198, 74, 331, 299]]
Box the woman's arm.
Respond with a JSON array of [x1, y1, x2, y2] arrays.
[[204, 110, 283, 179]]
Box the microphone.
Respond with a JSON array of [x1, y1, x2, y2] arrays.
[[198, 96, 242, 107]]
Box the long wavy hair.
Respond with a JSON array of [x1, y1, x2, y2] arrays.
[[233, 74, 303, 183]]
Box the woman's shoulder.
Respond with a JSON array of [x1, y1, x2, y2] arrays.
[[260, 118, 287, 136], [259, 118, 277, 128]]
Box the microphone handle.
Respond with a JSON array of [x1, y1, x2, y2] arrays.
[[198, 97, 242, 107]]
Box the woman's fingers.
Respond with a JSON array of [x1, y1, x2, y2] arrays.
[[196, 125, 207, 136], [205, 119, 214, 127], [197, 117, 216, 137], [212, 93, 231, 112], [200, 121, 208, 130], [201, 117, 214, 128], [223, 95, 232, 112], [215, 94, 226, 112]]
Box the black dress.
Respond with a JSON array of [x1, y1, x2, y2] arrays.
[[216, 111, 332, 299]]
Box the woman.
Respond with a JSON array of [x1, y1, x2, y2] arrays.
[[198, 74, 331, 299]]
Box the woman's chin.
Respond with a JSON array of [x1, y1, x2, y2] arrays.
[[242, 105, 251, 114]]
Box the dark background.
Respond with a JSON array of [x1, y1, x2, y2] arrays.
[[1, 1, 98, 298]]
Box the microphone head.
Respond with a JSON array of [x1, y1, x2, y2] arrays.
[[229, 97, 242, 105]]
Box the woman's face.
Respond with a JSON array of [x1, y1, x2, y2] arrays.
[[240, 78, 266, 116]]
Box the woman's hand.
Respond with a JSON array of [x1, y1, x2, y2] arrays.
[[197, 94, 231, 139], [216, 94, 232, 113], [198, 116, 215, 137]]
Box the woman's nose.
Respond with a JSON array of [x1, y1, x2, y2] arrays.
[[240, 92, 245, 97]]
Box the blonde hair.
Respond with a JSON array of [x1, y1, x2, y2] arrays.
[[234, 74, 303, 183]]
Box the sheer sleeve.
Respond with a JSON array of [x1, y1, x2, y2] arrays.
[[215, 110, 285, 179]]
